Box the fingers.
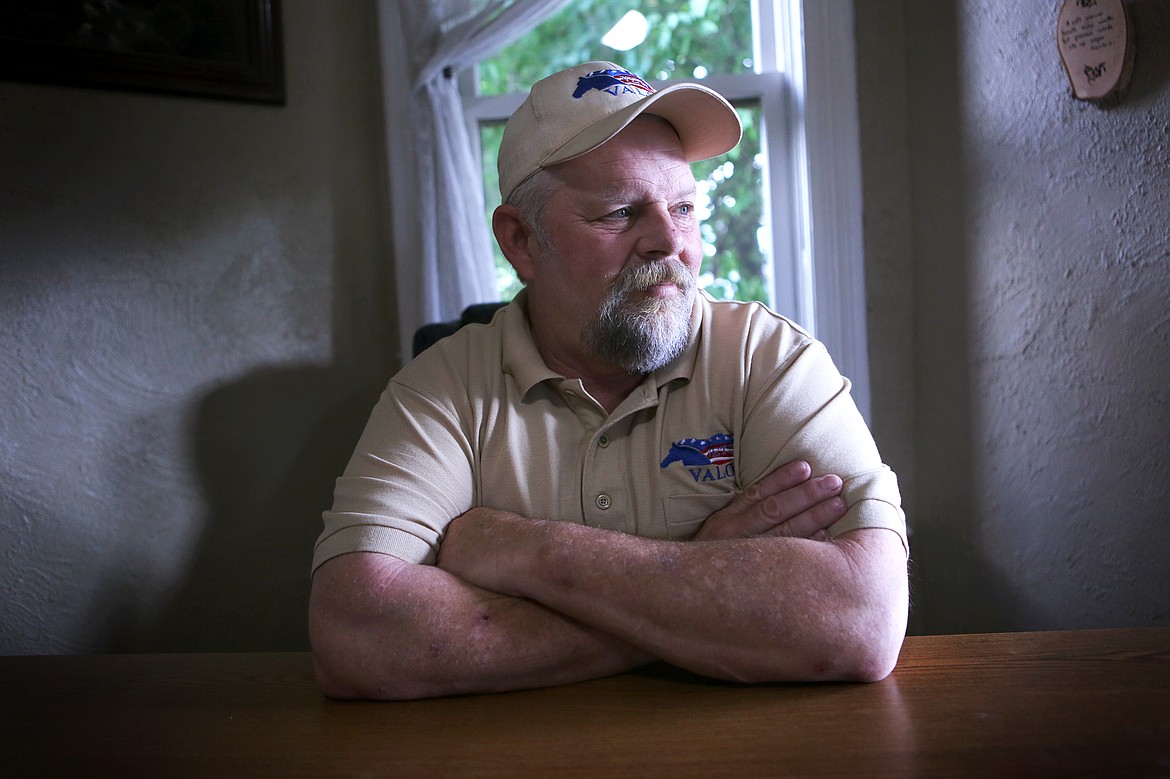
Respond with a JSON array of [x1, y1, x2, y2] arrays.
[[764, 492, 848, 540], [743, 460, 813, 501], [760, 473, 842, 521], [696, 461, 847, 541]]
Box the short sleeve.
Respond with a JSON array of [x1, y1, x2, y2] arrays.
[[739, 336, 908, 553], [311, 376, 476, 573]]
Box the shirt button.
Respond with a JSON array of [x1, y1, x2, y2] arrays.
[[595, 494, 612, 510], [598, 435, 610, 448]]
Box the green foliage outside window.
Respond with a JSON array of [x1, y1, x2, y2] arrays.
[[478, 0, 768, 305]]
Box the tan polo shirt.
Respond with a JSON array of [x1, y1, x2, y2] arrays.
[[312, 292, 906, 572]]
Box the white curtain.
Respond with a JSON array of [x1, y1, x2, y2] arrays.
[[377, 0, 573, 360]]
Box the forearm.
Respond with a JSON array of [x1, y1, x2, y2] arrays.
[[309, 552, 652, 700], [448, 518, 907, 683]]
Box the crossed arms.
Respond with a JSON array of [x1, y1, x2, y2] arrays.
[[308, 460, 909, 700]]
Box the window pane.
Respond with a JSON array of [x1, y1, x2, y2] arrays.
[[692, 102, 767, 304], [480, 103, 767, 305], [479, 121, 525, 301], [478, 0, 755, 97]]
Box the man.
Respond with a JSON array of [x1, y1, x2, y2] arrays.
[[309, 62, 908, 700]]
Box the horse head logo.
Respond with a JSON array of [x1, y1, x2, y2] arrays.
[[572, 68, 654, 99]]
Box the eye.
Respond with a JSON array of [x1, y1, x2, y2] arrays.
[[606, 206, 633, 220]]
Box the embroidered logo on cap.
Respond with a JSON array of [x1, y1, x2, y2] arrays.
[[660, 433, 735, 483], [572, 68, 655, 99]]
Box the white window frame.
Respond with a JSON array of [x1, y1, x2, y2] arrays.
[[459, 0, 869, 419]]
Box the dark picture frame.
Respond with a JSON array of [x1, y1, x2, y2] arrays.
[[0, 0, 284, 104]]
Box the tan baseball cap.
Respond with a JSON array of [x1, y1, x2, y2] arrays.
[[497, 61, 742, 201]]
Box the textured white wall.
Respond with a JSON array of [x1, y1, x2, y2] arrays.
[[862, 0, 1170, 633], [0, 1, 394, 653], [962, 0, 1169, 629]]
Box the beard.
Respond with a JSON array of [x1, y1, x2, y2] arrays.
[[581, 259, 697, 374]]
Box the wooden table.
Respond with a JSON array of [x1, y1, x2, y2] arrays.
[[2, 629, 1168, 777]]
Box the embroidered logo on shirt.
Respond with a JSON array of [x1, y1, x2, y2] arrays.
[[660, 433, 735, 482], [573, 68, 655, 99]]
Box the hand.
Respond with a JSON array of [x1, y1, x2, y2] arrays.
[[695, 460, 846, 541], [436, 507, 528, 596]]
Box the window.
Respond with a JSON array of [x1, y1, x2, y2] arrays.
[[457, 0, 870, 417], [463, 0, 802, 317]]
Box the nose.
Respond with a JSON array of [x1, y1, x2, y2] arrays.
[[635, 204, 687, 259]]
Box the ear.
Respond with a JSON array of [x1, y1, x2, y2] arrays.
[[492, 205, 536, 283]]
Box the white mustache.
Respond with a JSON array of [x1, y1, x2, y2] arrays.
[[611, 260, 694, 297]]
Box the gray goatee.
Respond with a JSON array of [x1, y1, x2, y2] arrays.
[[582, 259, 696, 374]]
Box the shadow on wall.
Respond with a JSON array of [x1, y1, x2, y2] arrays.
[[900, 0, 1043, 636], [906, 0, 1170, 635], [1119, 0, 1170, 107], [907, 523, 1045, 636], [148, 364, 383, 652]]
